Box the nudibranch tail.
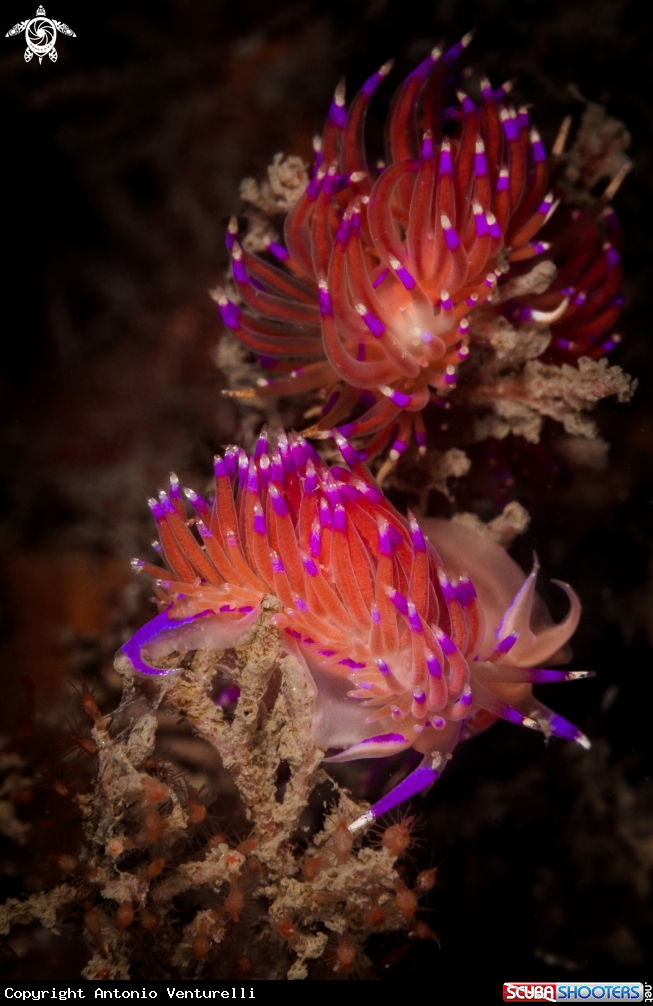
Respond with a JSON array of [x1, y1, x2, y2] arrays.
[[122, 429, 589, 823], [219, 36, 627, 459]]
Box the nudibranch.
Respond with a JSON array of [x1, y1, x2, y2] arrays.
[[217, 34, 626, 460], [121, 428, 591, 829]]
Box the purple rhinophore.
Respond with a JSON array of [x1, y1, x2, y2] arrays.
[[373, 268, 389, 289], [427, 653, 442, 679], [367, 764, 439, 821], [302, 555, 319, 578], [269, 486, 289, 517], [219, 300, 241, 331], [388, 589, 409, 616], [361, 309, 385, 338]]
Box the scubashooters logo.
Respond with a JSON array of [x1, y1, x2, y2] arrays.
[[5, 6, 76, 63]]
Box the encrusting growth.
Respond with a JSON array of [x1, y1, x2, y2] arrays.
[[216, 34, 632, 462]]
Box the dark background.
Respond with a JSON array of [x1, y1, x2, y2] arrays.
[[1, 0, 652, 986]]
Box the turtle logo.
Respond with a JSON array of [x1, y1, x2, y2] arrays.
[[5, 5, 76, 64]]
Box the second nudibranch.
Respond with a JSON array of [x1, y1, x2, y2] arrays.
[[121, 428, 591, 827], [217, 34, 626, 460]]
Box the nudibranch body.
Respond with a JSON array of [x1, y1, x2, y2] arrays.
[[217, 35, 625, 460], [122, 429, 590, 826]]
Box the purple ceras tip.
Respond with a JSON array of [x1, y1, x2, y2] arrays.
[[267, 240, 288, 262], [318, 281, 333, 318]]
